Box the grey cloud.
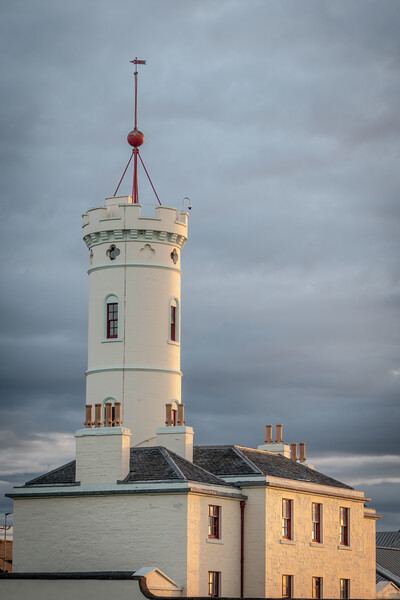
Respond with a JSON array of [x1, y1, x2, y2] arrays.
[[0, 0, 399, 531]]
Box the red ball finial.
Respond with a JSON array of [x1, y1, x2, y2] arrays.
[[127, 128, 145, 147]]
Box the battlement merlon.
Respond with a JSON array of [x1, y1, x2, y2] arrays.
[[82, 196, 189, 239]]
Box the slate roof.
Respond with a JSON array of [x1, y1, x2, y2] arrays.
[[121, 447, 227, 486], [24, 447, 227, 488], [376, 547, 400, 584], [193, 445, 353, 489], [23, 443, 353, 491], [377, 531, 400, 549], [25, 461, 76, 486]]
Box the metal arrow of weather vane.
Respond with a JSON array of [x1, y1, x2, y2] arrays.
[[113, 58, 161, 205]]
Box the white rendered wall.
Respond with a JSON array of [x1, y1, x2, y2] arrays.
[[83, 199, 188, 445], [186, 494, 242, 598], [13, 493, 189, 591], [263, 484, 376, 599]]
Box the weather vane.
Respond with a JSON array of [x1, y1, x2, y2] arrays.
[[113, 58, 161, 205]]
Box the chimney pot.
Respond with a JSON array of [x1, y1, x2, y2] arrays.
[[95, 404, 102, 428], [104, 403, 113, 427], [177, 403, 185, 426], [290, 443, 298, 461], [265, 425, 272, 444], [299, 442, 306, 463], [85, 405, 93, 428], [165, 403, 173, 426], [276, 424, 283, 444], [114, 402, 122, 427]]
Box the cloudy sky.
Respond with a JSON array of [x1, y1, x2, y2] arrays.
[[0, 0, 399, 532]]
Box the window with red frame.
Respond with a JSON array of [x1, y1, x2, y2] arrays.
[[282, 499, 292, 539], [208, 505, 220, 539], [339, 508, 349, 546], [208, 571, 220, 597], [107, 303, 118, 339], [170, 305, 176, 341], [282, 575, 293, 598], [340, 578, 350, 599], [312, 503, 322, 543], [312, 577, 323, 599]]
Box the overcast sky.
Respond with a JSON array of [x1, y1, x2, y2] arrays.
[[0, 0, 399, 532]]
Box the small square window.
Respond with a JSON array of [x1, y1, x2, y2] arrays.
[[208, 571, 220, 597]]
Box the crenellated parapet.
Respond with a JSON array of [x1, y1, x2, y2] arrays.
[[82, 196, 188, 250]]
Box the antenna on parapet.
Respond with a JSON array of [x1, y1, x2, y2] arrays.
[[113, 58, 161, 205]]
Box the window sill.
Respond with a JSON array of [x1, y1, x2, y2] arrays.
[[280, 539, 296, 545], [168, 340, 180, 347], [310, 542, 325, 548], [206, 538, 224, 545], [102, 338, 123, 343], [338, 545, 352, 551]]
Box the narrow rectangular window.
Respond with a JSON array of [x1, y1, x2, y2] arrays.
[[208, 571, 220, 597], [340, 579, 350, 599], [312, 577, 323, 599], [208, 505, 220, 539], [107, 302, 118, 339], [282, 499, 292, 539], [282, 575, 293, 598], [312, 503, 322, 542], [170, 305, 176, 341], [340, 508, 349, 546]]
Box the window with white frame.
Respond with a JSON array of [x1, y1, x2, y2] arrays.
[[105, 294, 119, 340], [312, 503, 322, 543], [340, 578, 350, 599], [312, 577, 323, 599], [282, 575, 293, 598], [208, 571, 220, 597], [169, 298, 179, 343], [282, 499, 293, 540]]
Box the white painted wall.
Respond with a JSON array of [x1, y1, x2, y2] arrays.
[[83, 198, 189, 445]]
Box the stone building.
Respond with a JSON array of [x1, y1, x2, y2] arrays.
[[1, 71, 379, 599]]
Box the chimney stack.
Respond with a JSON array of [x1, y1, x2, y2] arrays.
[[265, 425, 273, 444], [276, 424, 283, 444]]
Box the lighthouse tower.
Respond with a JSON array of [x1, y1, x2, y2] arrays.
[[81, 62, 189, 446]]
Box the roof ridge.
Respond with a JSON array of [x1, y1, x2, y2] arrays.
[[159, 447, 186, 480], [232, 446, 264, 475]]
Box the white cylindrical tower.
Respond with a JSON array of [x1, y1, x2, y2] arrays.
[[82, 198, 189, 445]]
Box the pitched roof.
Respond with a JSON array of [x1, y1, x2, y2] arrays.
[[377, 531, 400, 549], [193, 445, 353, 489], [24, 447, 227, 488], [23, 444, 353, 491]]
